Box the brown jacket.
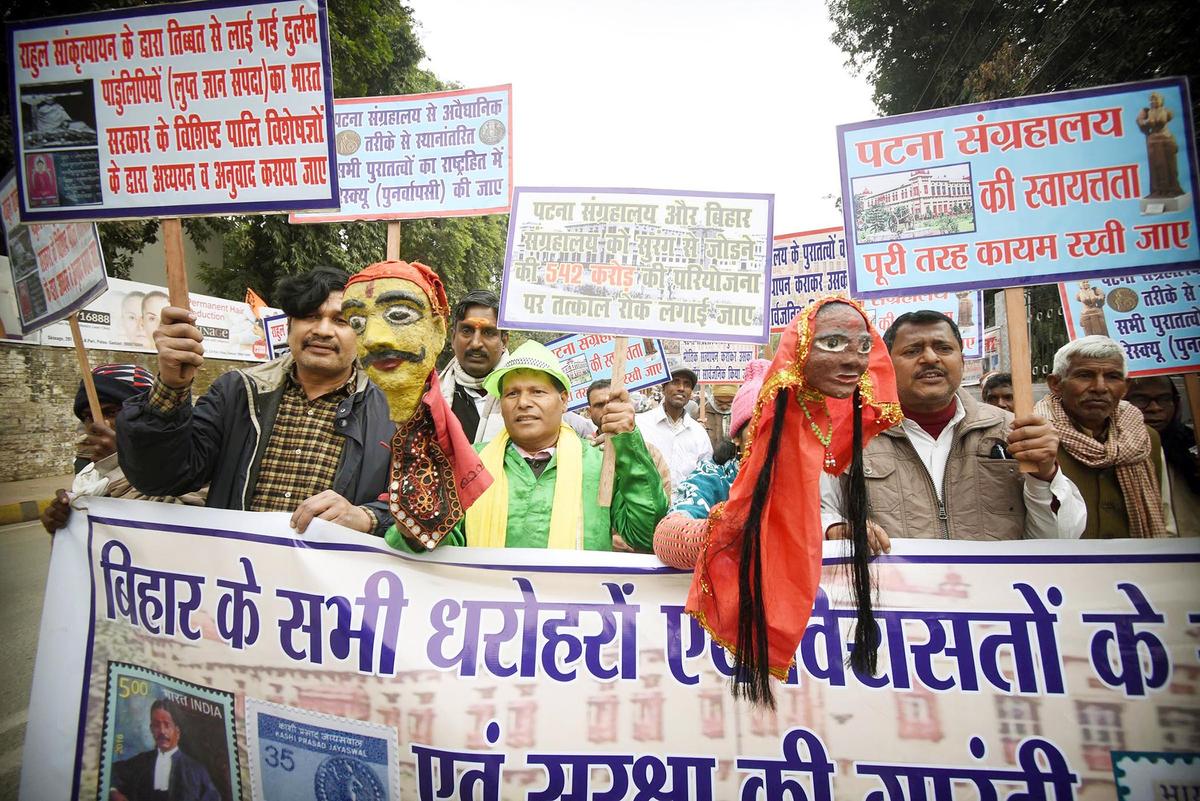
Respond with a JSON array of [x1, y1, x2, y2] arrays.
[[862, 391, 1027, 540]]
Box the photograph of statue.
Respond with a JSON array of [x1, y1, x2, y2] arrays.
[[1135, 91, 1190, 213], [1076, 280, 1109, 337]]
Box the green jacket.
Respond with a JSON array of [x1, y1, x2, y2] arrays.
[[385, 430, 668, 551]]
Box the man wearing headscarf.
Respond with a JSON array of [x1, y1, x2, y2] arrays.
[[341, 261, 491, 550], [384, 340, 667, 552], [42, 365, 205, 533]]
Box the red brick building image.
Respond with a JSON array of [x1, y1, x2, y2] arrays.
[[857, 167, 973, 218]]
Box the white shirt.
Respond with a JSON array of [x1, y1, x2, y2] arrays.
[[154, 747, 178, 790], [819, 400, 1087, 539], [636, 405, 712, 486]]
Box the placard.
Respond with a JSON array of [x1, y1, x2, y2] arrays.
[[1058, 270, 1199, 376], [500, 187, 773, 343], [290, 85, 512, 222], [0, 171, 106, 332], [837, 78, 1200, 298], [8, 0, 339, 221], [679, 339, 758, 384], [545, 332, 670, 411]]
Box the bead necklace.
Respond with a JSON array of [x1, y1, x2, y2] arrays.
[[802, 397, 836, 469]]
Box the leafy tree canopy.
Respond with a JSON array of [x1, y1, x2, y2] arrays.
[[1, 0, 509, 305], [828, 0, 1198, 119]]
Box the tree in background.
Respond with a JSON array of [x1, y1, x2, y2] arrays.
[[827, 0, 1198, 375], [0, 0, 509, 306]]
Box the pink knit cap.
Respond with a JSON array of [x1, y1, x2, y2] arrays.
[[730, 358, 771, 437]]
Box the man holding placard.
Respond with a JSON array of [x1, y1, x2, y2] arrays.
[[384, 341, 667, 551], [821, 310, 1086, 545], [117, 268, 396, 536]]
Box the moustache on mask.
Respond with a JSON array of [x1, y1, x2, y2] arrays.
[[361, 346, 427, 369]]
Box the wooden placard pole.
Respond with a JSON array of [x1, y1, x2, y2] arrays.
[[69, 313, 104, 424], [162, 218, 190, 310], [1003, 287, 1037, 473], [698, 386, 707, 423], [1184, 374, 1200, 452], [386, 221, 401, 261], [597, 335, 629, 508]]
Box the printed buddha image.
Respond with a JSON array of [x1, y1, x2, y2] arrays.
[[1076, 280, 1109, 337]]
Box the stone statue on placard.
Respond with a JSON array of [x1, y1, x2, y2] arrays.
[[1136, 91, 1190, 214]]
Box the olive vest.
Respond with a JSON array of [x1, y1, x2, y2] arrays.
[[1055, 425, 1164, 539], [862, 392, 1027, 540]]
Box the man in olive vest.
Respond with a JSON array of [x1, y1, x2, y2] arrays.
[[1038, 336, 1174, 538]]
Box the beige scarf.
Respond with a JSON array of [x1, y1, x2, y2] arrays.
[[1036, 395, 1167, 538]]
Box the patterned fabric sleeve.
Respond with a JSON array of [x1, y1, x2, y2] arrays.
[[653, 513, 710, 569], [146, 379, 191, 416]]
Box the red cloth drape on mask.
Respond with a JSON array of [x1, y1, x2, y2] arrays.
[[685, 296, 901, 677]]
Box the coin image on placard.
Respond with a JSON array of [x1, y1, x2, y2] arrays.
[[335, 130, 361, 156], [314, 756, 386, 801], [479, 119, 505, 145], [1107, 287, 1139, 313]]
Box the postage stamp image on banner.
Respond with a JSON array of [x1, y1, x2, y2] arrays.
[[97, 661, 240, 801], [245, 698, 400, 801]]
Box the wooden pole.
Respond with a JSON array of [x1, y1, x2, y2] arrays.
[[69, 313, 104, 424], [1003, 286, 1037, 474], [597, 335, 628, 507], [161, 218, 190, 310], [698, 385, 707, 423], [386, 221, 401, 261], [1184, 374, 1200, 452]]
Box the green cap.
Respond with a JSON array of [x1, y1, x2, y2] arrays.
[[483, 340, 571, 398]]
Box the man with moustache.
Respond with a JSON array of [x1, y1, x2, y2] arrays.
[[821, 310, 1086, 546], [117, 267, 396, 535], [110, 700, 218, 801], [1038, 337, 1174, 538], [636, 364, 713, 486], [439, 289, 510, 444]]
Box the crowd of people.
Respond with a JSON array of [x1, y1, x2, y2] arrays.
[[39, 260, 1196, 710]]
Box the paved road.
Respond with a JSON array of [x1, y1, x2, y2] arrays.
[[0, 521, 51, 801]]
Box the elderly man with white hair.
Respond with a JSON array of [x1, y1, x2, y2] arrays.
[[1038, 336, 1176, 538]]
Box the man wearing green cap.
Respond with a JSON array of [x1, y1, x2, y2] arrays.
[[385, 340, 668, 551]]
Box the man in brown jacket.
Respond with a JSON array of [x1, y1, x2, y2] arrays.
[[821, 310, 1086, 548], [699, 383, 737, 452], [1038, 337, 1174, 538]]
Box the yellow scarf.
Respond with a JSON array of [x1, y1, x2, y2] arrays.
[[465, 424, 584, 549]]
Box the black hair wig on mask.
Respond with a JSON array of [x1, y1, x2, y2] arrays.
[[730, 387, 878, 708]]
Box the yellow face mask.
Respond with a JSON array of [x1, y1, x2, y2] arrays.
[[341, 277, 447, 421]]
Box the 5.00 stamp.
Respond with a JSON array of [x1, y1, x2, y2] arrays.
[[245, 698, 400, 801], [98, 661, 240, 801]]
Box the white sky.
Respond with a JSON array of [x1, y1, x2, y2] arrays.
[[406, 0, 879, 232]]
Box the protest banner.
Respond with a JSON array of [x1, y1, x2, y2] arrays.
[[770, 226, 849, 330], [679, 339, 757, 384], [7, 0, 339, 222], [983, 324, 1003, 373], [13, 276, 273, 361], [21, 497, 1200, 800], [261, 310, 290, 359], [1058, 270, 1200, 376], [500, 187, 773, 344], [0, 172, 107, 333], [770, 226, 983, 357], [289, 85, 512, 223], [501, 186, 772, 502], [545, 332, 669, 412], [837, 77, 1199, 299]]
